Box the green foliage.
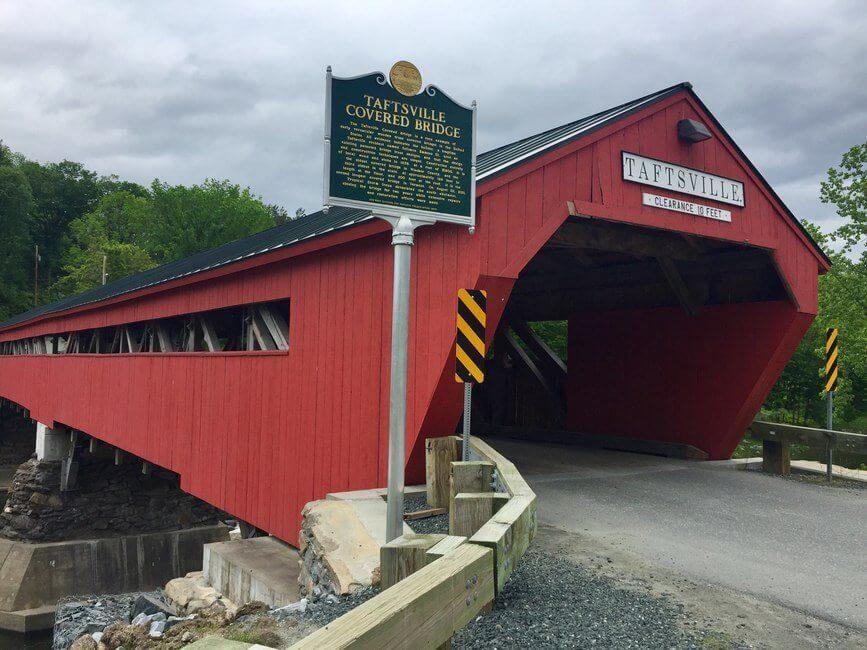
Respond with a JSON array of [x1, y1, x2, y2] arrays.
[[0, 164, 34, 320], [528, 320, 568, 360], [144, 179, 274, 263], [0, 141, 285, 317], [766, 144, 867, 431], [49, 191, 156, 299], [821, 141, 867, 251]]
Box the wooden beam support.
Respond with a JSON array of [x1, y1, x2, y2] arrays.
[[200, 316, 221, 352], [507, 315, 567, 378], [656, 256, 697, 316], [549, 221, 701, 261], [258, 305, 289, 350], [155, 324, 174, 352]]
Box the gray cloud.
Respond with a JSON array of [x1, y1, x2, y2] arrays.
[[1, 0, 864, 234]]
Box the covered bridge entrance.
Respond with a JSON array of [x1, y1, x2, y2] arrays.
[[0, 83, 829, 544]]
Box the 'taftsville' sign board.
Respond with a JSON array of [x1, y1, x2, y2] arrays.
[[622, 151, 745, 208]]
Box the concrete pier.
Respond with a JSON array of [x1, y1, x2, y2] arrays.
[[35, 422, 69, 462]]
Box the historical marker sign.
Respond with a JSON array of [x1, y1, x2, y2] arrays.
[[324, 63, 476, 226]]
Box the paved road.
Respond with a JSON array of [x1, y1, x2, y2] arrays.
[[487, 437, 866, 630]]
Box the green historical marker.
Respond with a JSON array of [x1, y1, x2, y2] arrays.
[[323, 61, 476, 544], [324, 61, 476, 226]]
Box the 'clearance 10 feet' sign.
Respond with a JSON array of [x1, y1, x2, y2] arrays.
[[324, 62, 476, 226]]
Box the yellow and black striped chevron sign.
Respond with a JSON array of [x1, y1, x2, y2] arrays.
[[825, 327, 839, 393], [455, 289, 487, 383]]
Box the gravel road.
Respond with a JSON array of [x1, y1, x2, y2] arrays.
[[404, 492, 737, 648]]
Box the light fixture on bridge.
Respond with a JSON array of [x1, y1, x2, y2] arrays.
[[677, 119, 712, 143]]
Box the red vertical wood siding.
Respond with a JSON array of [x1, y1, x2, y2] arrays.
[[566, 302, 813, 459], [0, 89, 825, 543]]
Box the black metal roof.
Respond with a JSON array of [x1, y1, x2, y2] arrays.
[[1, 81, 827, 331], [476, 83, 688, 179]]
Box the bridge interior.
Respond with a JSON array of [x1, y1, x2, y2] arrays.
[[474, 216, 790, 452]]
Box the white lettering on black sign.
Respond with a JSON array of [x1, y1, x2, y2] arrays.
[[623, 152, 744, 207], [642, 193, 732, 222]]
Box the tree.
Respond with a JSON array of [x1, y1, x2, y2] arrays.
[[268, 204, 289, 226], [821, 141, 867, 251], [0, 165, 35, 319], [144, 179, 274, 263], [18, 159, 105, 292], [49, 191, 156, 300]]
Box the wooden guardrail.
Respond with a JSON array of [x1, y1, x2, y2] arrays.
[[746, 420, 867, 478], [292, 435, 536, 649]]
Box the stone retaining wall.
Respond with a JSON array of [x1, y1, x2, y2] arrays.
[[0, 455, 224, 542], [0, 413, 35, 467]]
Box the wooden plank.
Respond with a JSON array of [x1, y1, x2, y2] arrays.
[[291, 543, 494, 650], [468, 437, 534, 497], [426, 436, 460, 509], [426, 536, 467, 562], [469, 494, 537, 594], [380, 533, 446, 590], [450, 493, 510, 538], [404, 507, 447, 521], [749, 420, 867, 455]]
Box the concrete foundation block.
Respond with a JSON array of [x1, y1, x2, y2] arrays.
[[35, 423, 69, 462], [0, 524, 229, 632], [203, 536, 301, 608]]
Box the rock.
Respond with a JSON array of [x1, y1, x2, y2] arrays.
[[130, 593, 176, 620], [273, 598, 307, 615], [149, 619, 166, 637], [92, 631, 104, 643], [164, 573, 228, 616], [297, 500, 380, 597], [70, 634, 98, 650], [131, 612, 150, 627], [165, 614, 194, 630]]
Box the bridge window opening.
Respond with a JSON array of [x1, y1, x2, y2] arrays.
[[474, 217, 789, 437], [0, 298, 290, 356]]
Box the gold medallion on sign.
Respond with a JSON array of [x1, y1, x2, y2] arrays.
[[389, 61, 422, 96]]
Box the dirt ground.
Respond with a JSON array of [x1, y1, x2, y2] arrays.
[[537, 525, 867, 649]]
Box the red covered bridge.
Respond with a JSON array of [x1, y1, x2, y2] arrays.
[[0, 83, 829, 544]]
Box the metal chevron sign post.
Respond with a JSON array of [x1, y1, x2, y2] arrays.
[[455, 289, 487, 461], [324, 61, 476, 542], [824, 327, 839, 482]]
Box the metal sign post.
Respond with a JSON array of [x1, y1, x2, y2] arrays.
[[824, 327, 839, 483], [323, 62, 476, 542], [455, 289, 487, 461], [383, 215, 428, 542]]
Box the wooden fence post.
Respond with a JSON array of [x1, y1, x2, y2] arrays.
[[762, 439, 790, 475], [426, 437, 460, 509], [380, 534, 446, 590], [451, 493, 510, 537]]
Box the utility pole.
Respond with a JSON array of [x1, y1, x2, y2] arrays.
[[102, 254, 108, 285], [34, 245, 40, 306]]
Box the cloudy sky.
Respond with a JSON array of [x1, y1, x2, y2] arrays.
[[1, 1, 865, 235]]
